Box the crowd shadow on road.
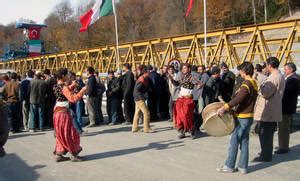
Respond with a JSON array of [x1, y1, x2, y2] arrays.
[[81, 126, 132, 136], [99, 126, 132, 134], [151, 126, 173, 133], [83, 125, 175, 137], [0, 153, 45, 181], [84, 140, 184, 161], [248, 144, 300, 173], [8, 133, 46, 140]]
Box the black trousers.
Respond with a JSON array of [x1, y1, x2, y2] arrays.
[[258, 121, 277, 160], [117, 99, 125, 122], [148, 93, 158, 120], [123, 96, 134, 122], [0, 105, 9, 157], [159, 92, 170, 119], [7, 102, 21, 132], [98, 94, 104, 122], [107, 97, 112, 122], [44, 99, 55, 128], [193, 100, 202, 131]]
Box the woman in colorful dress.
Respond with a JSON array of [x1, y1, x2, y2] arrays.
[[53, 68, 87, 162]]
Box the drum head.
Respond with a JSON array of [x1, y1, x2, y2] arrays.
[[201, 102, 235, 137], [202, 113, 235, 137]]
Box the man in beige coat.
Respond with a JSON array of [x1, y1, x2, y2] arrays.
[[253, 57, 285, 162]]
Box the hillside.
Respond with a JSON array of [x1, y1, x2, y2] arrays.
[[0, 0, 299, 56]]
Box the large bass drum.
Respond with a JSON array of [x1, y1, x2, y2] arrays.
[[201, 102, 235, 137]]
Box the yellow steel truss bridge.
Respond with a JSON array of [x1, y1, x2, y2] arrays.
[[1, 19, 299, 74]]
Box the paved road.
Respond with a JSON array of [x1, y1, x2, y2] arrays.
[[0, 121, 300, 181]]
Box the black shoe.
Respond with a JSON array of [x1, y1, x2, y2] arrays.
[[0, 148, 6, 158], [55, 155, 70, 162], [252, 156, 272, 162], [191, 134, 196, 140], [274, 149, 289, 154]]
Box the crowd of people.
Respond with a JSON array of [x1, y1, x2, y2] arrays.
[[0, 57, 299, 174]]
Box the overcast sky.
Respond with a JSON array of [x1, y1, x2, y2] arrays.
[[0, 0, 85, 25]]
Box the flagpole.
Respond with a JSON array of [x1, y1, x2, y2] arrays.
[[252, 0, 256, 24], [203, 0, 207, 67], [112, 0, 120, 70], [264, 0, 267, 22]]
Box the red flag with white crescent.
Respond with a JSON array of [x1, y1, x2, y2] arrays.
[[28, 27, 41, 40]]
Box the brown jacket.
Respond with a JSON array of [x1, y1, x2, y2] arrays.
[[254, 70, 285, 122], [226, 78, 258, 118], [2, 80, 20, 103]]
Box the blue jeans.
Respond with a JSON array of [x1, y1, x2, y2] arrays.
[[70, 103, 83, 134], [76, 100, 84, 127], [225, 118, 253, 169], [29, 103, 44, 130]]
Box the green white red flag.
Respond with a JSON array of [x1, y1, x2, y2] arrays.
[[79, 0, 113, 32]]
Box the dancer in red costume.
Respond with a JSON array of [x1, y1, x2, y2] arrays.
[[168, 63, 202, 139], [53, 68, 87, 162]]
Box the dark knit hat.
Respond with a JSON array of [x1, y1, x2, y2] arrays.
[[220, 62, 228, 69], [211, 67, 221, 75]]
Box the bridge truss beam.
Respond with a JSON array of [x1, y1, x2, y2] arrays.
[[1, 19, 300, 74]]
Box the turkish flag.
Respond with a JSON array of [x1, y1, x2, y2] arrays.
[[28, 27, 41, 40]]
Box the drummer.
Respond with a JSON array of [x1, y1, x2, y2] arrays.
[[216, 62, 258, 174]]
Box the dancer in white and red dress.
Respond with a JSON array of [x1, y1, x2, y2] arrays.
[[53, 68, 87, 162], [168, 63, 202, 139]]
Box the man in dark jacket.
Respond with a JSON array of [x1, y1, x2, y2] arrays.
[[148, 65, 161, 120], [2, 72, 21, 133], [220, 63, 236, 102], [122, 63, 135, 125], [95, 71, 105, 123], [20, 70, 34, 131], [86, 67, 100, 127], [203, 67, 222, 106], [29, 72, 47, 132], [3, 72, 21, 133], [0, 99, 8, 157], [276, 63, 299, 154], [74, 72, 85, 129], [106, 71, 123, 125], [44, 69, 57, 128], [132, 65, 153, 133], [159, 65, 170, 119]]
